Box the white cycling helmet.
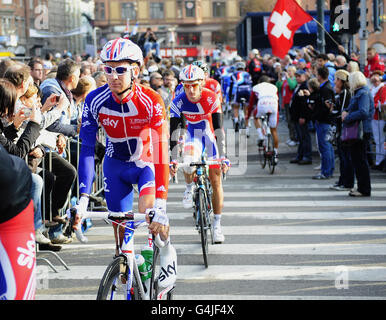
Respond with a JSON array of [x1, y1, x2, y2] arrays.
[[100, 37, 144, 66], [179, 64, 205, 82]]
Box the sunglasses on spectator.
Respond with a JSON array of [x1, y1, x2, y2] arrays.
[[104, 66, 133, 75], [183, 82, 200, 89]]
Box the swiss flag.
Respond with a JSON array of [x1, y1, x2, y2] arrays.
[[267, 0, 312, 59]]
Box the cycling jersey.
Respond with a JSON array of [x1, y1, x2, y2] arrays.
[[248, 82, 279, 128], [0, 200, 36, 300], [220, 66, 232, 103], [170, 88, 222, 162], [175, 78, 222, 103], [78, 83, 169, 210], [229, 71, 252, 104]]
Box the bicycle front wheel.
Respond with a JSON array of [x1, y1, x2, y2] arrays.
[[198, 189, 209, 268], [96, 256, 140, 300]]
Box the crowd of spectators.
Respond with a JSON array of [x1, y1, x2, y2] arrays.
[[242, 44, 385, 196]]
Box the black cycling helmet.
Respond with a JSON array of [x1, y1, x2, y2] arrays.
[[192, 60, 209, 73]]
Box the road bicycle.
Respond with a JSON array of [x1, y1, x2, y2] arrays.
[[257, 113, 276, 174], [232, 97, 247, 132], [177, 158, 221, 268], [67, 209, 174, 300]]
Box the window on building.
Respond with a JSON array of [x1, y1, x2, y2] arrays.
[[95, 2, 105, 21], [2, 0, 12, 4], [212, 1, 226, 18], [177, 32, 200, 46], [211, 31, 227, 44], [150, 2, 164, 20], [185, 1, 195, 17], [121, 2, 137, 21]]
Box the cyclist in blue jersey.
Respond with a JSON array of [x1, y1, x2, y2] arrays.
[[220, 65, 233, 114], [229, 61, 253, 134], [70, 38, 177, 289]]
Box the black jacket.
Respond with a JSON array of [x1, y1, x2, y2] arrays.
[[313, 81, 335, 124], [0, 120, 41, 158], [289, 81, 308, 121], [0, 145, 32, 223]]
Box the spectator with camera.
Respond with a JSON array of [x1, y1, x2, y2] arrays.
[[311, 66, 335, 180], [140, 27, 160, 59], [328, 70, 354, 191]]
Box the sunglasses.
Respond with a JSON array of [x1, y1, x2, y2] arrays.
[[104, 65, 133, 75], [183, 83, 200, 90]]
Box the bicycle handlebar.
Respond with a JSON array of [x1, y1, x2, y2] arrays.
[[67, 209, 167, 248]]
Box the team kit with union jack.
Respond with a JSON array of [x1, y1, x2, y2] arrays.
[[0, 37, 279, 300]]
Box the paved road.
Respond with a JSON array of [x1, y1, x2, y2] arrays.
[[35, 118, 386, 300]]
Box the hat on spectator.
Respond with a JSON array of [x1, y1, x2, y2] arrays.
[[298, 58, 306, 63], [295, 69, 306, 75]]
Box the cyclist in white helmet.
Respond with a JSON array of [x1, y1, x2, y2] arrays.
[[70, 37, 177, 289], [169, 64, 230, 243], [247, 75, 280, 164]]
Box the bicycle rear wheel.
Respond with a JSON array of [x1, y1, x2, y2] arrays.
[[258, 142, 266, 168], [267, 133, 275, 174], [150, 246, 174, 300], [96, 256, 140, 300], [198, 188, 209, 268]]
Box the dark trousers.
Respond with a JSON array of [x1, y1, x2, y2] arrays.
[[348, 133, 371, 196], [294, 121, 312, 161], [40, 152, 77, 219], [284, 104, 297, 142], [336, 139, 354, 188]]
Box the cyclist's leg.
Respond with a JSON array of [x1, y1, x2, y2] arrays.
[[103, 157, 136, 255]]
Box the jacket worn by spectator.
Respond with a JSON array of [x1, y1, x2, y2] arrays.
[[313, 81, 335, 124], [364, 53, 385, 78], [40, 78, 78, 137], [289, 81, 308, 121], [343, 86, 374, 134]]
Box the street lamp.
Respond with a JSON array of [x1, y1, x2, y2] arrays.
[[168, 25, 177, 63], [93, 26, 100, 58]]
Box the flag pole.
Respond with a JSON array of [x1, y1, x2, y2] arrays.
[[312, 17, 341, 48]]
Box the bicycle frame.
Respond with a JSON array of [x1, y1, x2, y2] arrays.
[[67, 210, 169, 300]]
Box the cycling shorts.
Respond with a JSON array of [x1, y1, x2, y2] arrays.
[[183, 130, 220, 169], [103, 157, 155, 213], [0, 200, 36, 300], [233, 86, 251, 105], [253, 97, 279, 128]]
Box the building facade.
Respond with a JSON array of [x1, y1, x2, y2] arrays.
[[94, 0, 244, 59]]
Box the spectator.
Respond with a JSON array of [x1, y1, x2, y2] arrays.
[[140, 27, 160, 58], [347, 61, 360, 73], [0, 58, 15, 77], [246, 49, 262, 86], [316, 53, 336, 88], [28, 59, 45, 87], [329, 69, 354, 191], [342, 71, 373, 197], [312, 66, 335, 180], [160, 69, 176, 108], [334, 55, 347, 71], [289, 69, 312, 165], [276, 65, 298, 146], [370, 73, 386, 170], [150, 72, 164, 94], [92, 71, 107, 88], [40, 58, 80, 138], [364, 47, 385, 78], [42, 52, 54, 77]]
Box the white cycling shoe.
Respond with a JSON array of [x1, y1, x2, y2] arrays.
[[158, 243, 177, 289], [182, 190, 193, 209], [213, 226, 225, 244]]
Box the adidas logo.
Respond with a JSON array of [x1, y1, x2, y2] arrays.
[[157, 185, 166, 192]]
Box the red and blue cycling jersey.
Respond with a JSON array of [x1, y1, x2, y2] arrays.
[[170, 88, 222, 160], [78, 83, 169, 211]]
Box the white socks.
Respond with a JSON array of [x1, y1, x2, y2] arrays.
[[213, 214, 221, 229]]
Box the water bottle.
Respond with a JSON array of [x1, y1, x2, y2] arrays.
[[135, 254, 148, 282], [140, 245, 154, 281]]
